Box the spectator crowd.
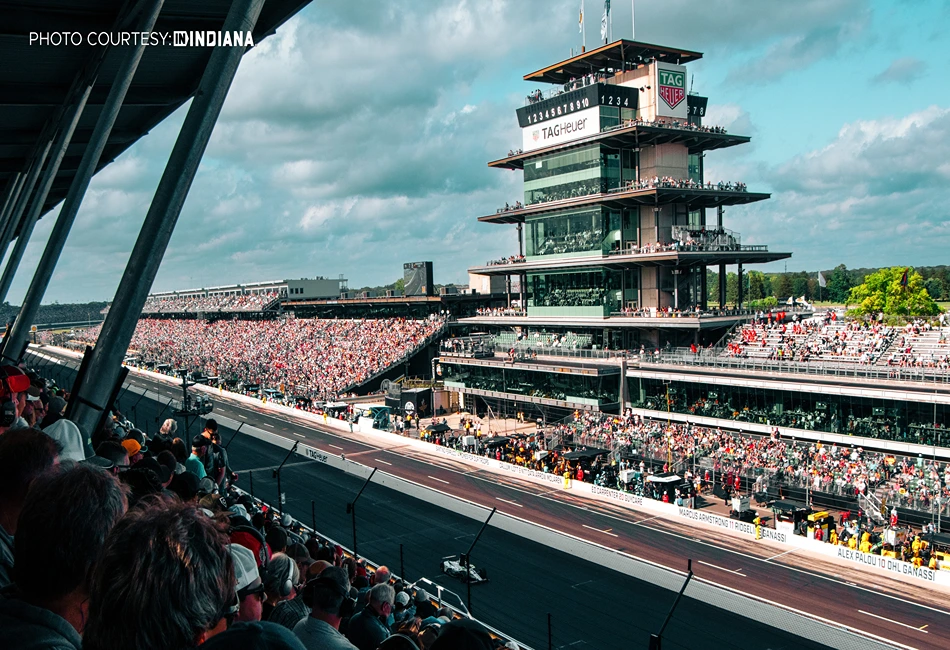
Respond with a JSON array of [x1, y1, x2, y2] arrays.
[[141, 291, 282, 315], [0, 359, 517, 650], [69, 316, 445, 402]]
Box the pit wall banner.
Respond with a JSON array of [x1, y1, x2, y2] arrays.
[[522, 106, 600, 153], [653, 62, 687, 120], [49, 346, 949, 592]]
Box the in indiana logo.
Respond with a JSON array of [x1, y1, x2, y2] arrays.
[[658, 69, 686, 109], [532, 130, 540, 142]]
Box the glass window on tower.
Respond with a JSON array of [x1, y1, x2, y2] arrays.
[[688, 153, 702, 184], [526, 209, 603, 258], [524, 145, 601, 205]]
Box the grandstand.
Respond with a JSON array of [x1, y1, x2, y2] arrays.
[[68, 315, 446, 401]]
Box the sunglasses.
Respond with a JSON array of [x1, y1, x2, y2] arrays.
[[240, 583, 267, 603]]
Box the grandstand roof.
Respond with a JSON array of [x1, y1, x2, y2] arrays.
[[0, 0, 311, 237], [523, 39, 703, 85]]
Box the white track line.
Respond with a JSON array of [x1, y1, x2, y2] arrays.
[[859, 610, 929, 633], [698, 560, 747, 577], [496, 497, 523, 508], [329, 444, 343, 450], [375, 459, 393, 466], [582, 524, 618, 537], [427, 476, 450, 485]]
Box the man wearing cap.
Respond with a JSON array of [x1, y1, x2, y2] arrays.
[[294, 566, 357, 650], [345, 582, 393, 650], [0, 365, 32, 435], [40, 395, 66, 429], [188, 435, 210, 480], [201, 419, 233, 490], [231, 543, 266, 623]]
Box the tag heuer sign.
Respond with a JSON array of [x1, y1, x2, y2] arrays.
[[658, 69, 686, 109]]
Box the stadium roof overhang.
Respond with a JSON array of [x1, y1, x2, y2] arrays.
[[523, 39, 703, 86], [488, 125, 750, 171], [0, 0, 311, 237], [478, 189, 771, 224], [467, 250, 793, 276]]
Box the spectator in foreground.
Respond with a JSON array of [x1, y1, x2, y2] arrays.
[[188, 435, 210, 479], [262, 552, 300, 621], [202, 621, 307, 650], [345, 582, 394, 650], [0, 428, 60, 589], [294, 566, 357, 650], [231, 543, 266, 623], [0, 463, 128, 649], [83, 499, 236, 650]]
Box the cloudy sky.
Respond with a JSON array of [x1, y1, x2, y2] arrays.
[[8, 0, 950, 303]]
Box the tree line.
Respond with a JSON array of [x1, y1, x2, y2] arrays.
[[707, 265, 950, 306]]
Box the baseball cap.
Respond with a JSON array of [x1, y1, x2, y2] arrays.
[[48, 395, 67, 416], [169, 471, 200, 501], [132, 456, 171, 484], [25, 386, 41, 402], [44, 418, 86, 462], [395, 591, 410, 608], [0, 366, 31, 394], [125, 430, 148, 454], [229, 543, 262, 594], [198, 476, 217, 495], [121, 439, 142, 458]]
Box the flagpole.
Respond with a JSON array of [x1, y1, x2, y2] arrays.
[[631, 0, 636, 40], [582, 0, 586, 51]]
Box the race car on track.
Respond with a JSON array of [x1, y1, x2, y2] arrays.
[[440, 554, 488, 584]]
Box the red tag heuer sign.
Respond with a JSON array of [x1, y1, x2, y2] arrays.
[[658, 69, 686, 109]]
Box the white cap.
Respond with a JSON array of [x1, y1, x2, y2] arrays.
[[229, 543, 260, 592], [43, 419, 86, 462]]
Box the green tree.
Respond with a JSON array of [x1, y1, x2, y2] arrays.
[[706, 270, 720, 304], [747, 271, 766, 301], [847, 267, 940, 317], [826, 264, 854, 304], [726, 272, 738, 305], [394, 278, 405, 294], [791, 272, 811, 300], [773, 273, 793, 300], [924, 277, 946, 302]]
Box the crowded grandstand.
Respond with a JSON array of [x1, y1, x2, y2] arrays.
[[64, 315, 446, 402]]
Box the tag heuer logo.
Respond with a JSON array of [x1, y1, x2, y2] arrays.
[[532, 130, 540, 141], [658, 69, 686, 109]]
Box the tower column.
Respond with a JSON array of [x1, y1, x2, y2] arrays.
[[737, 263, 744, 309], [718, 264, 726, 309]]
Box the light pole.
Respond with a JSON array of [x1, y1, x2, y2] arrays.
[[464, 507, 496, 616], [346, 467, 377, 561], [274, 442, 298, 516]]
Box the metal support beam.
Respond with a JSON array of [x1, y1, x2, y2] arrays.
[[0, 174, 21, 227], [0, 145, 51, 262], [0, 83, 94, 305], [737, 263, 744, 309], [69, 0, 266, 437], [3, 0, 164, 364], [718, 263, 726, 309]]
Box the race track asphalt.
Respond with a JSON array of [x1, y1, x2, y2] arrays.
[[30, 347, 950, 650]]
